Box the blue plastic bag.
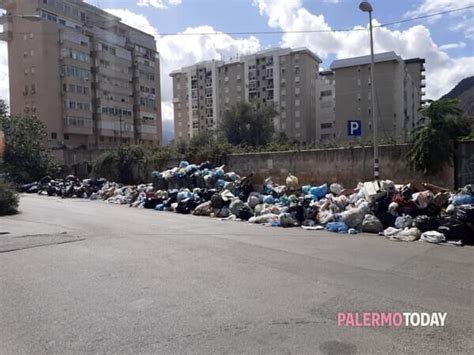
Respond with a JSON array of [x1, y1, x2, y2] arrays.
[[453, 194, 474, 206], [310, 184, 328, 200], [325, 221, 349, 233]]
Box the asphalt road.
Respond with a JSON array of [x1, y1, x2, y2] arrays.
[[0, 194, 473, 354]]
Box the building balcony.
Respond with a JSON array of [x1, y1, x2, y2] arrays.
[[173, 97, 180, 103]]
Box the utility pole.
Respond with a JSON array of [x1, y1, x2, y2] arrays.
[[359, 1, 379, 180]]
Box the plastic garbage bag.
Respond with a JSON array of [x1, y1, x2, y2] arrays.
[[210, 193, 225, 209], [388, 202, 399, 216], [286, 173, 299, 190], [412, 190, 434, 209], [381, 180, 396, 194], [263, 195, 275, 205], [420, 231, 446, 244], [230, 198, 244, 216], [317, 210, 334, 225], [238, 204, 254, 221], [395, 215, 413, 229], [412, 215, 439, 233], [249, 213, 279, 224], [330, 183, 343, 195], [302, 185, 311, 194], [216, 207, 231, 218], [326, 221, 349, 233], [248, 193, 263, 209], [193, 201, 213, 216], [310, 184, 328, 200], [279, 213, 298, 228], [361, 214, 384, 233], [342, 207, 365, 228], [386, 227, 421, 242], [452, 194, 474, 206], [179, 161, 189, 169]]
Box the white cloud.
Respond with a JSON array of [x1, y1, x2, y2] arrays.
[[405, 0, 474, 18], [105, 8, 261, 123], [137, 0, 182, 9], [405, 0, 474, 37], [255, 0, 474, 99], [324, 0, 339, 3], [439, 41, 467, 50]]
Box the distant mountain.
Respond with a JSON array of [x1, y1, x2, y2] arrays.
[[162, 119, 174, 145], [441, 76, 474, 117]]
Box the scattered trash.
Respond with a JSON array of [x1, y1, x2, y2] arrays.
[[22, 164, 474, 246]]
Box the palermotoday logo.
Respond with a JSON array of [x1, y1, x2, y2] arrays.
[[337, 312, 447, 327]]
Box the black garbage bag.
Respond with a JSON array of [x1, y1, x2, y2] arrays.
[[201, 189, 216, 202], [454, 204, 474, 223], [287, 205, 305, 223], [193, 173, 206, 189], [238, 204, 254, 221], [176, 197, 197, 214], [238, 183, 254, 203], [144, 192, 158, 209], [378, 212, 397, 229], [199, 161, 212, 170], [210, 193, 225, 209], [438, 216, 473, 245], [216, 207, 231, 218], [412, 215, 439, 233], [39, 175, 52, 184]]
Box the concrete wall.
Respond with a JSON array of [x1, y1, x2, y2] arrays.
[[225, 144, 455, 189]]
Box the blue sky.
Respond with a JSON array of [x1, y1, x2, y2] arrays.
[[1, 0, 473, 130], [88, 0, 473, 125]]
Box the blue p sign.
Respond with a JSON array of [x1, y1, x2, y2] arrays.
[[348, 120, 362, 136]]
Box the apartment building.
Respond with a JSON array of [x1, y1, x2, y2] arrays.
[[330, 51, 424, 143], [316, 70, 335, 144], [0, 0, 162, 163], [170, 60, 222, 140], [171, 48, 321, 143]]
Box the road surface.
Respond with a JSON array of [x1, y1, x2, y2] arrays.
[[0, 194, 473, 354]]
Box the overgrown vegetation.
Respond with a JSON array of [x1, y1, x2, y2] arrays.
[[0, 181, 19, 216], [408, 99, 473, 175], [0, 100, 58, 183], [220, 102, 276, 146]]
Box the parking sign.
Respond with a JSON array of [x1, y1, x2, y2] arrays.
[[348, 120, 362, 136]]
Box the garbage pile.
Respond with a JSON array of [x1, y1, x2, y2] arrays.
[[20, 161, 474, 246]]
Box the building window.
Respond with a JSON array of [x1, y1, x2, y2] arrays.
[[321, 123, 333, 129], [64, 134, 70, 140], [321, 90, 332, 97], [51, 132, 57, 139]]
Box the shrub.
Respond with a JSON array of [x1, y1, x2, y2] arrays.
[[0, 182, 19, 216]]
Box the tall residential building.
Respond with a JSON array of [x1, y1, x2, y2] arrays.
[[330, 51, 424, 143], [316, 70, 335, 144], [0, 0, 162, 164], [171, 47, 321, 143], [170, 60, 222, 140]]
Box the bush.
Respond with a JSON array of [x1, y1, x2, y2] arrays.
[[0, 182, 19, 216], [0, 114, 58, 182]]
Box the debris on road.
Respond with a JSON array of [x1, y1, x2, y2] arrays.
[[20, 161, 474, 246]]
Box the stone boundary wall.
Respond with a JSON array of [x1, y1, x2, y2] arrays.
[[225, 144, 456, 189]]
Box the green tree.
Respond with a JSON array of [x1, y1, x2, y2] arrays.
[[407, 99, 472, 175], [220, 102, 276, 146], [0, 100, 58, 182]]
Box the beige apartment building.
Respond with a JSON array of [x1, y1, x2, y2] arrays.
[[171, 48, 321, 144], [0, 0, 162, 163], [330, 51, 424, 143], [316, 70, 335, 144]]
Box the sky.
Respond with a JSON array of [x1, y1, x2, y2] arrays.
[[1, 0, 473, 132]]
